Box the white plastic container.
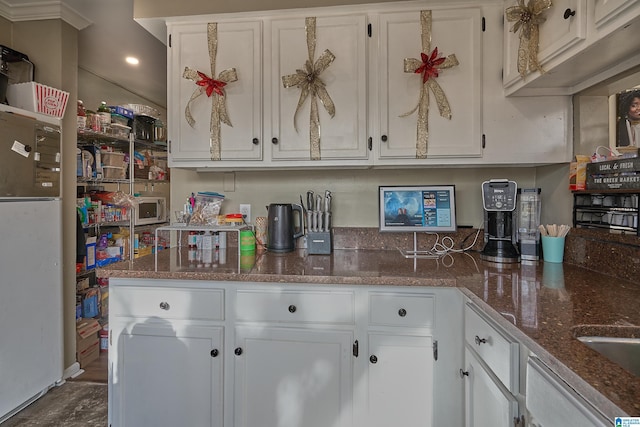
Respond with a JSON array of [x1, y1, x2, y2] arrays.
[[6, 82, 69, 118]]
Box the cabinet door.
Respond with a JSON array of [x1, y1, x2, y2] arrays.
[[367, 333, 434, 427], [375, 8, 482, 161], [594, 0, 640, 37], [526, 357, 611, 427], [503, 0, 587, 89], [463, 348, 519, 427], [168, 20, 262, 163], [233, 326, 353, 427], [111, 321, 223, 427], [268, 14, 368, 161]]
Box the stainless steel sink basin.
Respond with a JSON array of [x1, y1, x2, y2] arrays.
[[577, 336, 640, 377]]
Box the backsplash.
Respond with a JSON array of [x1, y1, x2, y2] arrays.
[[331, 227, 640, 284], [565, 228, 640, 284]]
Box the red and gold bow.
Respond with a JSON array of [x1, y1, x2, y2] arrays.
[[415, 48, 446, 84], [183, 23, 238, 161], [401, 10, 458, 159], [196, 71, 227, 97]]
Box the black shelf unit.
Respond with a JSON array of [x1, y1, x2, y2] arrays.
[[572, 190, 640, 236]]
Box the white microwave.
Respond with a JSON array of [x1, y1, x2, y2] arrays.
[[134, 197, 167, 225]]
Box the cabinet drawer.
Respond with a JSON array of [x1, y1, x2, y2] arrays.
[[111, 287, 224, 321], [369, 293, 435, 328], [464, 303, 519, 394], [235, 289, 355, 324]]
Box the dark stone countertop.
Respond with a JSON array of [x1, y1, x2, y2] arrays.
[[99, 246, 640, 420]]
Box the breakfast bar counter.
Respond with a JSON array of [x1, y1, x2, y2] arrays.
[[99, 246, 640, 420]]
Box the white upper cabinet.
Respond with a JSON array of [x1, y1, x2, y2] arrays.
[[267, 14, 369, 163], [164, 1, 583, 169], [594, 0, 640, 37], [168, 19, 262, 166], [504, 0, 587, 92], [373, 7, 482, 163], [504, 0, 640, 95]]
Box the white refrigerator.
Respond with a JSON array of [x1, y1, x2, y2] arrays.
[[0, 106, 63, 422]]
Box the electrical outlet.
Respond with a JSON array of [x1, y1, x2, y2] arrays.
[[239, 204, 251, 223]]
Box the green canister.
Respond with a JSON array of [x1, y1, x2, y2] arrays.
[[240, 230, 256, 253]]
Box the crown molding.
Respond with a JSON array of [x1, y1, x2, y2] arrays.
[[0, 1, 92, 30]]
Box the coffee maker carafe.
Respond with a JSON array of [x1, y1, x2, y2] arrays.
[[516, 188, 542, 261], [480, 179, 520, 263], [266, 203, 304, 253]]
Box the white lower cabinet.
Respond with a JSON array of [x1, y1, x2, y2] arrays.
[[462, 303, 522, 427], [233, 326, 354, 427], [110, 321, 224, 427], [463, 347, 519, 427], [526, 356, 611, 427], [366, 333, 434, 427], [109, 280, 466, 427], [231, 287, 356, 427], [364, 289, 464, 427]]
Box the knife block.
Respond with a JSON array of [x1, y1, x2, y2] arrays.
[[307, 231, 332, 255]]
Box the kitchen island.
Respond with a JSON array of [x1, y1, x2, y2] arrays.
[[100, 245, 640, 424]]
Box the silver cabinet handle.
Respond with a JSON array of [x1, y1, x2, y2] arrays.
[[159, 301, 170, 310]]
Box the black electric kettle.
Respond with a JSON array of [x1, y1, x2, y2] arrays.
[[266, 203, 304, 253]]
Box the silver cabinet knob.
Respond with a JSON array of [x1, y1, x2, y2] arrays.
[[159, 301, 170, 310]]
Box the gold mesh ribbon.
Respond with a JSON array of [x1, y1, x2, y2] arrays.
[[282, 17, 336, 161], [401, 10, 458, 159], [183, 23, 238, 161], [505, 0, 552, 78]]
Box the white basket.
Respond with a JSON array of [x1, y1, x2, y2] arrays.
[[6, 82, 69, 118]]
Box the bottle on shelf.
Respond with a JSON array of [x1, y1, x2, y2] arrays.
[[188, 231, 197, 249], [97, 101, 111, 129], [77, 100, 87, 129]]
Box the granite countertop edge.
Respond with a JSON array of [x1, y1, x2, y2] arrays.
[[97, 248, 639, 420]]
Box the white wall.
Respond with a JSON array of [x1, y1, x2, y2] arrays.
[[171, 167, 541, 228], [78, 68, 167, 122]]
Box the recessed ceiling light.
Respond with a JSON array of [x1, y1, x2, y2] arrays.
[[126, 56, 139, 65]]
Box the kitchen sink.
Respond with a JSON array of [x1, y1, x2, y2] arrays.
[[577, 336, 640, 377]]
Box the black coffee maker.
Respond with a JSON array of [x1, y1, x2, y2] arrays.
[[480, 179, 520, 263]]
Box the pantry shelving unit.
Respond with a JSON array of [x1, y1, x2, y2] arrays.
[[77, 127, 170, 262], [572, 190, 640, 236]]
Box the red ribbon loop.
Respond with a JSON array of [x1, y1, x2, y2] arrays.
[[415, 47, 446, 84], [196, 71, 227, 97]]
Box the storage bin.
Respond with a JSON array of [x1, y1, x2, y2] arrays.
[[6, 81, 69, 118], [108, 105, 134, 119], [101, 151, 126, 167], [102, 165, 126, 179]]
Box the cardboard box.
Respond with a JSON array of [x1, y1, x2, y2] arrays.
[[100, 288, 109, 318], [77, 340, 100, 368], [569, 155, 590, 191], [108, 105, 134, 119], [76, 317, 101, 354], [86, 236, 96, 270], [76, 276, 90, 292], [586, 157, 640, 190]]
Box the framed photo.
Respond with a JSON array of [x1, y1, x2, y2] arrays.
[[614, 88, 640, 149]]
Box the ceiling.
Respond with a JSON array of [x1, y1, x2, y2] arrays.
[[1, 0, 167, 108]]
